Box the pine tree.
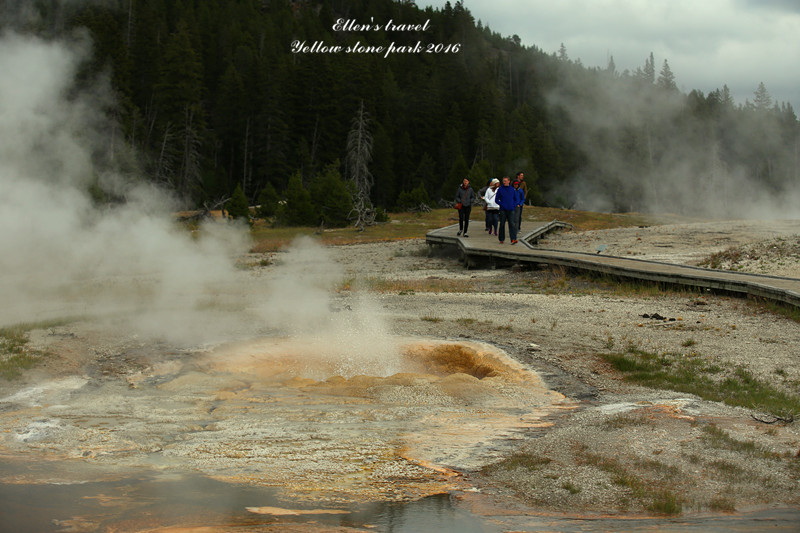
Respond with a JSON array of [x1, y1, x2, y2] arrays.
[[643, 52, 655, 84], [226, 183, 250, 222], [657, 59, 677, 91], [310, 161, 353, 228], [277, 172, 317, 226], [753, 82, 773, 111], [557, 43, 569, 61], [256, 183, 279, 219], [606, 55, 617, 76]]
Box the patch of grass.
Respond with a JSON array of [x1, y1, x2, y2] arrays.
[[493, 452, 552, 472], [0, 352, 40, 380], [681, 338, 697, 347], [706, 459, 748, 482], [649, 489, 683, 515], [0, 320, 71, 380], [456, 317, 476, 326], [699, 247, 745, 270], [600, 347, 800, 417], [576, 272, 703, 299], [633, 458, 679, 479], [420, 316, 442, 323], [749, 298, 800, 323], [577, 446, 683, 515], [561, 480, 582, 494], [709, 495, 737, 512], [701, 424, 781, 459]]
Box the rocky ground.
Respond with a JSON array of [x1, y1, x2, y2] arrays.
[[323, 217, 800, 517], [2, 216, 800, 530]]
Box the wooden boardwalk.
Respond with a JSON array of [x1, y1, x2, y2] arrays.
[[426, 220, 800, 308]]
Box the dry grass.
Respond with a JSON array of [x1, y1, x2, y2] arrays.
[[246, 207, 674, 253], [698, 236, 800, 271], [249, 209, 458, 252], [532, 208, 667, 232]]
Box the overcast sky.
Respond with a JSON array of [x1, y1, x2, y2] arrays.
[[421, 0, 800, 110]]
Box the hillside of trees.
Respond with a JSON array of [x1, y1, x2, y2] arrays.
[[10, 0, 800, 224]]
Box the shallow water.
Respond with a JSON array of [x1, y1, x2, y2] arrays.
[[2, 462, 798, 532]]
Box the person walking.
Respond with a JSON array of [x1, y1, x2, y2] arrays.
[[494, 176, 518, 244], [454, 178, 476, 237], [483, 178, 500, 236], [478, 178, 491, 232], [516, 171, 528, 205], [513, 178, 525, 233]]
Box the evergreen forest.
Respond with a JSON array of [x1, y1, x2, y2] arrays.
[[7, 0, 800, 225]]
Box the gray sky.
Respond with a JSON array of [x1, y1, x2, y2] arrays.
[[421, 0, 800, 110]]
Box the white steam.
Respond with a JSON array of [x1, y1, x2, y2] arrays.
[[549, 72, 800, 219], [258, 237, 403, 378], [0, 30, 402, 373], [0, 31, 249, 337]]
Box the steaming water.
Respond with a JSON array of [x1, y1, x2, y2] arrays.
[[0, 334, 569, 531]]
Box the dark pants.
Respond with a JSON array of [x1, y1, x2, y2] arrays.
[[486, 209, 499, 233], [458, 205, 472, 233], [499, 209, 517, 242], [515, 205, 523, 231]]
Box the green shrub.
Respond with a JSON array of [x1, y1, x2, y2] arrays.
[[226, 183, 251, 222]]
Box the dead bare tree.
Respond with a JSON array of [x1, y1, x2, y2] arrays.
[[346, 100, 375, 230], [179, 104, 202, 195]]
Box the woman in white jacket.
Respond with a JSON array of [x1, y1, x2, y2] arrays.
[[484, 178, 500, 236]]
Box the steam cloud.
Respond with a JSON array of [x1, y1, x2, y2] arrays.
[[258, 237, 403, 378], [549, 70, 800, 219], [0, 30, 249, 337], [0, 27, 401, 371]]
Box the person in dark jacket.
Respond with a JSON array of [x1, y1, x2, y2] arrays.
[[454, 178, 476, 237], [494, 176, 518, 244], [513, 179, 525, 232]]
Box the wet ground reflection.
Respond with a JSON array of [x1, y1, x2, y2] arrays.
[[2, 462, 798, 532]]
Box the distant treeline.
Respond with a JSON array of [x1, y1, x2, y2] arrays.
[[16, 0, 800, 221]]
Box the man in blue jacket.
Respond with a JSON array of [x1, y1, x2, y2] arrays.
[[494, 176, 518, 244]]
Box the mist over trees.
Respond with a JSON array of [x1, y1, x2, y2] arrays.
[[10, 0, 800, 220]]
